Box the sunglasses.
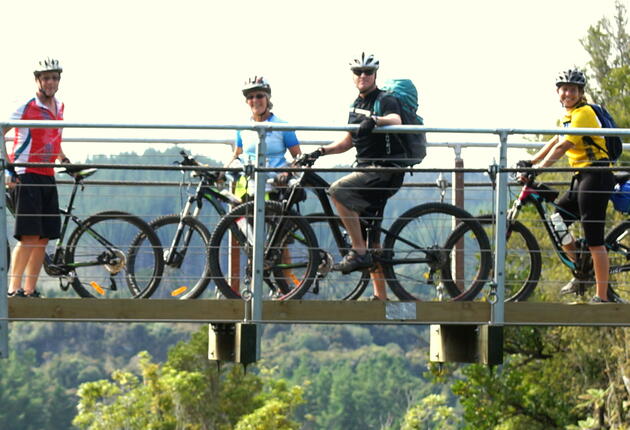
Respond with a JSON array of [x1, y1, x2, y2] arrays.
[[246, 93, 267, 100], [352, 69, 375, 76]]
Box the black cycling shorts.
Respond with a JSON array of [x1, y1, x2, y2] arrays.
[[556, 170, 614, 247], [328, 170, 405, 215], [12, 173, 61, 240]]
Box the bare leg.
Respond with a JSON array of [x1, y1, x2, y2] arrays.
[[370, 264, 388, 300], [590, 245, 609, 300], [560, 240, 577, 263], [331, 197, 366, 253], [22, 238, 48, 294], [9, 236, 40, 293]]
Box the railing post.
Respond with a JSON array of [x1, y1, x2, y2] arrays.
[[251, 127, 267, 325], [452, 145, 464, 208], [491, 130, 509, 325], [0, 131, 8, 359], [452, 145, 465, 291]]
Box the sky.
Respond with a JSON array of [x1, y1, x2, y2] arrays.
[[0, 0, 625, 168]]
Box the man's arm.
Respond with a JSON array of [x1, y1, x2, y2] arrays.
[[373, 112, 401, 126], [318, 132, 353, 156]]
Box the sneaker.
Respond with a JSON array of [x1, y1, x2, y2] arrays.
[[590, 295, 614, 303], [369, 295, 390, 301], [8, 289, 26, 297], [24, 290, 42, 298], [333, 250, 373, 274], [560, 277, 594, 295]]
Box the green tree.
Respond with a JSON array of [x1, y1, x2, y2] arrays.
[[401, 394, 460, 430], [0, 350, 75, 430], [581, 0, 630, 127], [73, 328, 305, 429]]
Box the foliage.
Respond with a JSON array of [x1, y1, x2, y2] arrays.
[[73, 328, 305, 430], [401, 394, 460, 430], [580, 1, 630, 128], [0, 349, 75, 430]]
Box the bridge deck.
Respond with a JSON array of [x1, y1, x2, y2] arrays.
[[6, 299, 630, 326]]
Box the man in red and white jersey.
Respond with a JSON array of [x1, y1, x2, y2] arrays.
[[3, 58, 71, 298]]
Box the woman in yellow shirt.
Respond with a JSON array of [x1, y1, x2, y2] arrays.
[[520, 68, 616, 303]]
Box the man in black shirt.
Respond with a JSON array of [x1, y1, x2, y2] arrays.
[[309, 53, 405, 300]]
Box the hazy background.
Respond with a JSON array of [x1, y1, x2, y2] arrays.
[[0, 0, 622, 167]]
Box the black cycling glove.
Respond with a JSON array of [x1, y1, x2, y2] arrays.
[[357, 116, 377, 137]]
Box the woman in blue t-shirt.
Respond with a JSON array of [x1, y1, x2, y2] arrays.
[[227, 76, 302, 199]]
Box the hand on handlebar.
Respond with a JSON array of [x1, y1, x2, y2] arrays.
[[515, 160, 537, 183], [295, 149, 322, 167]]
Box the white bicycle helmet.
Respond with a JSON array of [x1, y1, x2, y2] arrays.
[[556, 68, 586, 88], [34, 57, 63, 77], [242, 76, 271, 96], [349, 52, 379, 71]]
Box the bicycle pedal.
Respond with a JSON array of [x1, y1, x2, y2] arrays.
[[109, 276, 118, 292], [311, 280, 320, 295]]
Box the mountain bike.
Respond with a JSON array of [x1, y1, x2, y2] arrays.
[[135, 151, 241, 299], [207, 155, 492, 301], [450, 174, 628, 302], [6, 168, 164, 298]]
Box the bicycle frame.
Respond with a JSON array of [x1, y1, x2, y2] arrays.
[[509, 181, 578, 271], [276, 168, 434, 268], [163, 170, 239, 266]]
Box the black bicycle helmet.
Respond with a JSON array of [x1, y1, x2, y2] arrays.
[[34, 57, 63, 77], [349, 52, 379, 71], [242, 76, 271, 96], [556, 68, 586, 88]]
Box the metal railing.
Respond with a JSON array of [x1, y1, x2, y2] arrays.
[[1, 120, 630, 359]]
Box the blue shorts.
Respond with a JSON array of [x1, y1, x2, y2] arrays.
[[12, 173, 61, 240]]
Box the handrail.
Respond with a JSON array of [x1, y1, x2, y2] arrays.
[[2, 120, 630, 360]]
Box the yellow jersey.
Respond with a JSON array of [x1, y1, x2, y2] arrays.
[[561, 104, 608, 168]]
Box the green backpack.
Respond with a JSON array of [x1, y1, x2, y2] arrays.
[[374, 79, 427, 167]]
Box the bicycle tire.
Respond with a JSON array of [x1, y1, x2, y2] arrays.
[[605, 220, 630, 302], [467, 215, 542, 302], [382, 202, 492, 301], [143, 215, 212, 299], [65, 211, 164, 298], [304, 213, 371, 300], [208, 201, 319, 300]]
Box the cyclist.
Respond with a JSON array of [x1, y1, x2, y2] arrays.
[[3, 58, 72, 298], [305, 53, 406, 301], [226, 76, 302, 200], [518, 68, 616, 303]]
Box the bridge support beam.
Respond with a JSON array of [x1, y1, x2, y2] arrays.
[[208, 323, 259, 366], [429, 324, 503, 365]]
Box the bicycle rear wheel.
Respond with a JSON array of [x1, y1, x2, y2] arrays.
[[65, 211, 164, 298], [208, 201, 320, 300], [605, 220, 630, 302], [144, 215, 212, 299], [382, 202, 491, 301], [304, 213, 371, 300], [471, 215, 541, 302]]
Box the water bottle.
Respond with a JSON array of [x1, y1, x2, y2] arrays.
[[551, 213, 573, 245]]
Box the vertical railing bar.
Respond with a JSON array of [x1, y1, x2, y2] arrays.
[[0, 131, 8, 359], [251, 127, 267, 324], [491, 130, 509, 325]]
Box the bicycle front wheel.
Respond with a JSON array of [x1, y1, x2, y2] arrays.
[[208, 201, 320, 300], [605, 221, 630, 302], [65, 211, 164, 298], [382, 203, 492, 301], [145, 215, 212, 299], [474, 215, 541, 302]]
